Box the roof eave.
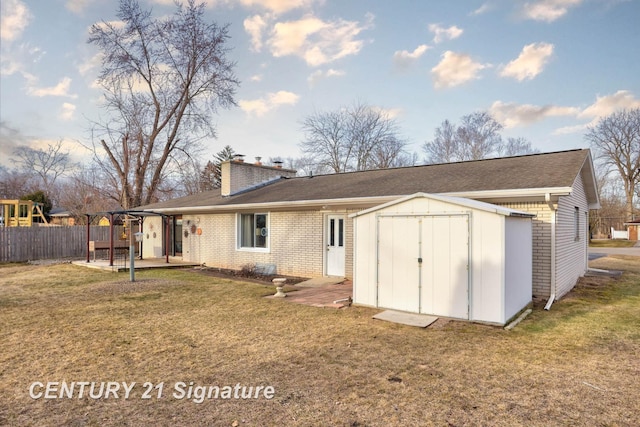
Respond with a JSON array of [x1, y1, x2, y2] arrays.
[[441, 187, 573, 201], [143, 188, 577, 214], [142, 195, 402, 214]]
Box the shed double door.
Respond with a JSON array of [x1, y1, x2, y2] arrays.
[[377, 214, 469, 319]]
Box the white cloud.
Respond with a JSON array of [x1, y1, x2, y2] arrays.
[[471, 3, 492, 15], [393, 44, 429, 69], [578, 90, 640, 119], [553, 90, 640, 134], [91, 20, 126, 33], [307, 68, 345, 86], [489, 100, 579, 128], [150, 0, 317, 13], [77, 53, 102, 76], [431, 51, 487, 89], [59, 103, 77, 121], [250, 74, 263, 82], [244, 14, 269, 52], [500, 42, 554, 81], [239, 90, 299, 116], [428, 24, 463, 44], [1, 0, 31, 42], [521, 0, 583, 22], [239, 0, 317, 14], [26, 76, 78, 99], [1, 42, 44, 76], [373, 106, 403, 120], [65, 0, 90, 14], [267, 13, 374, 67]]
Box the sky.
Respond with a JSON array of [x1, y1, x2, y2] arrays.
[[1, 0, 639, 170]]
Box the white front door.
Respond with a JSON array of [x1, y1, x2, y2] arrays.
[[326, 215, 345, 276]]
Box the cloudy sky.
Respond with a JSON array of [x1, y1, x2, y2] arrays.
[[1, 0, 639, 168]]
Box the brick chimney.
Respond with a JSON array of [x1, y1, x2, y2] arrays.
[[221, 159, 297, 196]]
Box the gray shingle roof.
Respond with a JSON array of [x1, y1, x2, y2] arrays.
[[139, 149, 594, 211]]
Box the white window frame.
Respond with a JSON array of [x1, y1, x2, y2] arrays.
[[574, 207, 580, 241], [236, 212, 270, 252]]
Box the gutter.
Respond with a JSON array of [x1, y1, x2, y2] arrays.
[[544, 193, 557, 310], [142, 195, 402, 215]]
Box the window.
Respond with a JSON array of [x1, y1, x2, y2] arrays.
[[574, 207, 580, 241], [238, 213, 268, 250]]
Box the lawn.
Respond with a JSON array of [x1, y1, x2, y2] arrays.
[[590, 239, 637, 248], [1, 258, 639, 426]]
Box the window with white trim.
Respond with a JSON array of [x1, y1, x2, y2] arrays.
[[238, 213, 268, 249]]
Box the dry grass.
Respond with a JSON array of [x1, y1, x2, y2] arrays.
[[1, 258, 639, 427], [589, 239, 637, 248]]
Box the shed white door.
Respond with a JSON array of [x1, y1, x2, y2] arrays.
[[326, 215, 345, 276], [377, 214, 469, 319]]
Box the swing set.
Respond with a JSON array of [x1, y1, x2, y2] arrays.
[[0, 199, 49, 227]]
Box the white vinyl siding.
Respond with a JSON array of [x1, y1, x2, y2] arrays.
[[555, 174, 589, 298]]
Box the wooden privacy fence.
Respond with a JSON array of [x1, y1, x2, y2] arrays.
[[0, 226, 111, 263]]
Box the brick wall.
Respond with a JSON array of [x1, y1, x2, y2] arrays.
[[173, 209, 359, 279], [221, 160, 296, 196]]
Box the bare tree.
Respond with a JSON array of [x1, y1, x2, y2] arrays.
[[585, 108, 640, 221], [300, 103, 410, 173], [12, 140, 76, 195], [0, 166, 36, 199], [424, 112, 537, 164], [422, 119, 459, 163], [300, 110, 349, 173], [57, 167, 122, 221], [455, 112, 503, 161], [87, 0, 239, 209], [498, 137, 539, 157]]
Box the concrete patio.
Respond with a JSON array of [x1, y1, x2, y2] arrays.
[[72, 257, 200, 272]]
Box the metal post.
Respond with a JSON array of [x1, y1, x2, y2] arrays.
[[86, 214, 91, 263], [129, 225, 135, 282], [109, 213, 115, 266], [165, 216, 170, 264]]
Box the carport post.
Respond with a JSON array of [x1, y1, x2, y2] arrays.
[[85, 214, 91, 263], [165, 215, 170, 264], [129, 224, 135, 282], [108, 213, 115, 266]]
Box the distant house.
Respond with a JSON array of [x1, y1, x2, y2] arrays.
[[624, 220, 640, 241], [137, 149, 599, 313], [48, 208, 75, 226]]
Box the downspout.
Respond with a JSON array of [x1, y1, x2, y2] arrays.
[[544, 193, 557, 310]]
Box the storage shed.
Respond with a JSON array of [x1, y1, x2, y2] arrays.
[[350, 193, 534, 325]]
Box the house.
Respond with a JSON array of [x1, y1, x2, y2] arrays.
[[48, 208, 75, 226], [624, 220, 640, 241], [137, 149, 600, 311]]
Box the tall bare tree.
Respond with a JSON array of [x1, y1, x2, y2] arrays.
[[456, 112, 503, 161], [88, 0, 239, 209], [585, 108, 640, 221], [499, 137, 539, 157], [422, 119, 458, 163], [12, 139, 76, 196], [423, 112, 537, 164], [300, 103, 410, 173], [0, 166, 37, 199]]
